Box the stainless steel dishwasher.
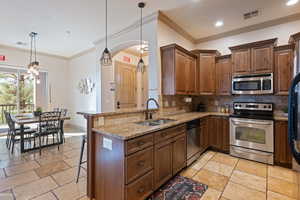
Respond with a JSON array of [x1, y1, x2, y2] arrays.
[[187, 119, 201, 166]]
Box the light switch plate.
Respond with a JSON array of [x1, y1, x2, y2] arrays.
[[103, 137, 112, 150]]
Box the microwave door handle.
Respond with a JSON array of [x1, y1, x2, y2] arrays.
[[232, 120, 272, 126]]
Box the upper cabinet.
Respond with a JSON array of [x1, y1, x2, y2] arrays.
[[216, 55, 232, 95], [274, 44, 294, 95], [230, 38, 277, 75], [161, 44, 198, 95], [191, 50, 220, 95]]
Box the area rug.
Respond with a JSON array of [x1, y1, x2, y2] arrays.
[[150, 175, 208, 200]]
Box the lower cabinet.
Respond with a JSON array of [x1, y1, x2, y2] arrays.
[[274, 121, 292, 168], [154, 131, 187, 190], [207, 116, 229, 153], [199, 118, 209, 152]]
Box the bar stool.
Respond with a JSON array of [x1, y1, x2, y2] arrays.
[[76, 135, 87, 183]]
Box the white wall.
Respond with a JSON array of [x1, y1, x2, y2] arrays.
[[196, 20, 300, 54], [0, 46, 69, 111], [67, 49, 97, 129]]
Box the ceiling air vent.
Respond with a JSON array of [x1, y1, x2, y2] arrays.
[[243, 10, 259, 20]]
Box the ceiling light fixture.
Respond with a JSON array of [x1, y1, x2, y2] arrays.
[[27, 32, 40, 84], [286, 0, 299, 6], [137, 2, 146, 73], [100, 0, 112, 66], [215, 20, 224, 27]]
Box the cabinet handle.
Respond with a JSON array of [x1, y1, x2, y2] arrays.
[[161, 133, 167, 137], [138, 187, 145, 193], [137, 141, 145, 146], [137, 160, 145, 167]]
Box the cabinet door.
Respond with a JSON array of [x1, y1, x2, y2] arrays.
[[186, 57, 197, 94], [251, 45, 273, 73], [172, 134, 187, 175], [199, 54, 216, 95], [199, 118, 209, 152], [221, 118, 230, 153], [216, 58, 232, 95], [232, 49, 251, 75], [175, 50, 188, 94], [275, 49, 293, 95], [154, 140, 173, 189], [208, 117, 218, 149], [274, 121, 292, 168]]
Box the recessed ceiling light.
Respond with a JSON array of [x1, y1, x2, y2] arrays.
[[286, 0, 299, 6], [215, 20, 224, 27]]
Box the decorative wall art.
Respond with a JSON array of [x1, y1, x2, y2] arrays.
[[78, 78, 95, 95]]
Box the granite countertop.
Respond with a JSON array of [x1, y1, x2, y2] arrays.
[[92, 112, 230, 140], [273, 115, 288, 121], [77, 108, 158, 117]]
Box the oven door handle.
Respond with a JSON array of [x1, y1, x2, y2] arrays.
[[232, 120, 272, 126]]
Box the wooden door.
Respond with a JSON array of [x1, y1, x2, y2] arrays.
[[232, 49, 251, 75], [186, 56, 197, 94], [115, 62, 137, 109], [172, 134, 187, 175], [175, 50, 188, 94], [199, 118, 209, 153], [199, 54, 216, 95], [274, 121, 292, 168], [275, 47, 293, 95], [216, 56, 232, 95], [251, 45, 274, 73], [154, 140, 173, 189]]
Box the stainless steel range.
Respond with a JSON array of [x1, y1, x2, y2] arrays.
[[230, 102, 274, 164]]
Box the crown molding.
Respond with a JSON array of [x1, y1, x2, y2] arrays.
[[93, 11, 160, 46], [123, 49, 148, 57], [195, 13, 300, 44], [69, 47, 96, 60], [0, 44, 68, 60]]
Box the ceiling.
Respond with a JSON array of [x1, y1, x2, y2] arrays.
[[1, 0, 300, 58]]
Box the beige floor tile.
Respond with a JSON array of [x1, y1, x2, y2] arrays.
[[0, 157, 27, 168], [201, 151, 216, 161], [211, 153, 238, 167], [235, 159, 267, 178], [230, 170, 266, 192], [0, 168, 5, 179], [200, 188, 221, 200], [193, 169, 229, 191], [52, 167, 86, 186], [13, 177, 58, 200], [35, 161, 70, 178], [53, 177, 86, 200], [0, 171, 40, 192], [31, 192, 57, 200], [63, 149, 81, 159], [180, 168, 198, 178], [268, 177, 298, 199], [0, 191, 14, 200], [78, 196, 90, 200], [64, 157, 80, 167], [191, 157, 210, 170], [267, 191, 296, 200], [268, 166, 298, 184], [4, 160, 40, 176], [219, 197, 230, 200], [203, 160, 234, 177], [223, 181, 266, 200], [36, 153, 68, 166]]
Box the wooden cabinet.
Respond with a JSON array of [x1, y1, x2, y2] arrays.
[[216, 55, 232, 95], [161, 44, 198, 95], [191, 50, 220, 95], [274, 44, 294, 95], [199, 118, 209, 153], [230, 38, 277, 75], [207, 116, 230, 153], [172, 134, 187, 175], [274, 121, 292, 168], [231, 49, 251, 74]]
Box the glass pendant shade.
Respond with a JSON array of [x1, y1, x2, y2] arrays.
[[101, 48, 112, 66], [137, 58, 145, 73]]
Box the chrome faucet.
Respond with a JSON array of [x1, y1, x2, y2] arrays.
[[145, 98, 159, 120]]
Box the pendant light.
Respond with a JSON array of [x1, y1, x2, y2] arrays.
[[137, 2, 145, 73], [100, 0, 112, 66], [28, 32, 40, 83]]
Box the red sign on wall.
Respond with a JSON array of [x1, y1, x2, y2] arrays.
[[123, 56, 131, 63], [0, 55, 5, 61]]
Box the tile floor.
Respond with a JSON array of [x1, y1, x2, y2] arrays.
[[1, 128, 300, 200], [181, 151, 300, 200], [0, 127, 88, 200]]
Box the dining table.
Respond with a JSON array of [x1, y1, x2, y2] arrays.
[[11, 113, 71, 153]]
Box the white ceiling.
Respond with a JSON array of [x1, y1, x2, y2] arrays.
[[1, 0, 300, 58]]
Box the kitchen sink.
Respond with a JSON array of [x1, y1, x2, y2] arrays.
[[135, 118, 176, 126]]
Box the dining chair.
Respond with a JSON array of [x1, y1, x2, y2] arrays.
[[35, 111, 61, 155], [5, 112, 36, 154], [76, 135, 87, 183]]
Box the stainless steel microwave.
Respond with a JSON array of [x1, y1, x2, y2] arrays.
[[232, 73, 273, 95]]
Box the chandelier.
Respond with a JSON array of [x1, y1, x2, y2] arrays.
[[28, 32, 40, 83]]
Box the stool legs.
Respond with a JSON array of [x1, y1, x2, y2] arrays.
[[76, 136, 86, 183]]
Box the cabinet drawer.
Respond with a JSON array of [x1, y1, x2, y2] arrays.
[[154, 124, 186, 143], [125, 134, 153, 155], [125, 171, 153, 200], [125, 147, 154, 184]]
